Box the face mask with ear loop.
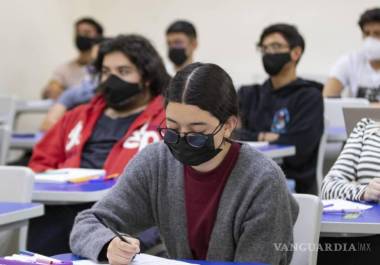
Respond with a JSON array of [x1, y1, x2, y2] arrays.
[[262, 52, 292, 76], [168, 47, 188, 66], [159, 123, 232, 166], [101, 74, 143, 111], [75, 35, 95, 52], [362, 37, 380, 61]]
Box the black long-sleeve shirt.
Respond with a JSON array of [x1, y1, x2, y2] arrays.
[[235, 78, 324, 194]]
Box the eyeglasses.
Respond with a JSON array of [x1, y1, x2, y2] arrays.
[[158, 123, 223, 148], [258, 42, 290, 54]]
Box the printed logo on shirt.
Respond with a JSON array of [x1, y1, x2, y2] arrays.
[[271, 108, 290, 133], [123, 123, 161, 151], [65, 121, 83, 151]]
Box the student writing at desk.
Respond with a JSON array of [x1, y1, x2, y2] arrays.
[[320, 118, 380, 265], [70, 63, 299, 265], [27, 34, 170, 255]]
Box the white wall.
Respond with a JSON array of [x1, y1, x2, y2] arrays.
[[0, 0, 379, 101], [87, 0, 380, 86], [0, 0, 92, 100]]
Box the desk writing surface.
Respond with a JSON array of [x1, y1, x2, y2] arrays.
[[32, 180, 117, 203], [34, 180, 116, 192], [0, 202, 44, 227], [321, 203, 380, 234], [53, 254, 267, 265]]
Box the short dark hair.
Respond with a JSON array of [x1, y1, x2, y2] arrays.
[[165, 63, 238, 123], [94, 34, 170, 96], [258, 23, 305, 53], [358, 8, 380, 30], [166, 20, 197, 39], [75, 17, 104, 36], [93, 36, 110, 45]]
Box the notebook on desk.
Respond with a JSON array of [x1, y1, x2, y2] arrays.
[[35, 168, 106, 183]]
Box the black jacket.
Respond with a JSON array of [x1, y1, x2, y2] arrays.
[[235, 78, 324, 194]]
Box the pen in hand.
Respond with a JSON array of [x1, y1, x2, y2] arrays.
[[93, 212, 133, 244]]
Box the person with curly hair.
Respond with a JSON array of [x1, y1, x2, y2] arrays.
[[27, 34, 170, 255]]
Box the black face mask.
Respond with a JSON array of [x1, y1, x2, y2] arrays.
[[168, 47, 188, 66], [102, 75, 142, 111], [161, 124, 224, 166], [262, 53, 291, 76], [75, 35, 94, 52]]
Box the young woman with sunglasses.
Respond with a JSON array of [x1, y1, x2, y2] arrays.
[[70, 63, 299, 265]]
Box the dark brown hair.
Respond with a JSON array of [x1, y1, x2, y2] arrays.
[[165, 63, 238, 123]]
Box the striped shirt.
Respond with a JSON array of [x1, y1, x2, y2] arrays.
[[322, 118, 380, 201]]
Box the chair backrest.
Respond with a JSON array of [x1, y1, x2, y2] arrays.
[[0, 166, 35, 254], [316, 120, 328, 195], [324, 98, 369, 128], [0, 97, 16, 165], [290, 194, 323, 265], [0, 96, 16, 129], [0, 125, 12, 165], [0, 166, 34, 202]]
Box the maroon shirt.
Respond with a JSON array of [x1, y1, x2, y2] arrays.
[[184, 142, 241, 260]]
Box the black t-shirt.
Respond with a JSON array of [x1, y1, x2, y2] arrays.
[[80, 112, 140, 169]]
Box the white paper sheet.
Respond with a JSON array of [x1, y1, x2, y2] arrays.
[[35, 168, 105, 183], [73, 254, 198, 265], [322, 199, 373, 213], [239, 141, 269, 148]]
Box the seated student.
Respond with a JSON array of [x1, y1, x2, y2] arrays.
[[39, 19, 198, 131], [235, 23, 324, 195], [27, 34, 170, 255], [323, 8, 380, 100], [166, 20, 198, 73], [70, 63, 299, 265], [42, 17, 104, 100], [319, 118, 380, 265], [39, 37, 109, 132], [322, 118, 380, 201]]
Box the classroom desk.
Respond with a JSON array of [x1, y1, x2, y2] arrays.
[[321, 203, 380, 235], [10, 132, 296, 159], [327, 126, 347, 142], [15, 99, 53, 114], [32, 180, 117, 204], [53, 254, 267, 265], [31, 144, 294, 204], [256, 144, 295, 159], [184, 260, 266, 265], [11, 132, 43, 150], [0, 202, 44, 231]]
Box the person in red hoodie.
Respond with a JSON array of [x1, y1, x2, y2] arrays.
[[27, 34, 170, 255]]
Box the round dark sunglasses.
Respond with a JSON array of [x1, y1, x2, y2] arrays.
[[158, 123, 223, 149]]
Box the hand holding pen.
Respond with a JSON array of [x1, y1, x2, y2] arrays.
[[93, 213, 140, 265]]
